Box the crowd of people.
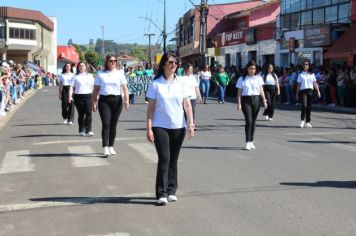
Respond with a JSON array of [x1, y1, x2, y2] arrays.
[[0, 60, 58, 119]]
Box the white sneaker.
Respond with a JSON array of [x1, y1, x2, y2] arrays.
[[63, 119, 68, 125], [108, 147, 116, 155], [86, 131, 94, 136], [299, 121, 305, 128], [103, 147, 110, 157], [245, 142, 251, 151], [265, 115, 269, 120], [157, 197, 168, 205], [168, 195, 177, 202], [305, 123, 312, 128], [68, 121, 73, 125], [249, 142, 256, 150], [268, 117, 273, 121], [79, 132, 85, 136]]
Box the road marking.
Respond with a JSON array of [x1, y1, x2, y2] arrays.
[[0, 192, 154, 213], [128, 143, 157, 163], [0, 150, 34, 174], [285, 132, 343, 136], [68, 146, 109, 168], [88, 233, 130, 236], [33, 137, 146, 146]]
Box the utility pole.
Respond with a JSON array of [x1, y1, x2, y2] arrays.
[[163, 0, 167, 54], [101, 26, 105, 60], [144, 33, 156, 64], [199, 0, 209, 68]]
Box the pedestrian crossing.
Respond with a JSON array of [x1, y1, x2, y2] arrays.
[[0, 143, 157, 175]]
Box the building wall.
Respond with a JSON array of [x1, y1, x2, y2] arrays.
[[249, 1, 280, 27]]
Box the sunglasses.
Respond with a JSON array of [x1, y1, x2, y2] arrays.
[[304, 63, 309, 66], [168, 60, 178, 65], [109, 60, 117, 63]]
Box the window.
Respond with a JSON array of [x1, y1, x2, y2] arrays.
[[9, 27, 36, 40], [19, 29, 25, 39], [282, 15, 291, 30], [313, 0, 331, 8], [325, 6, 338, 23], [338, 3, 351, 23], [290, 0, 301, 12], [290, 13, 300, 30], [0, 27, 4, 38], [313, 8, 324, 24], [301, 11, 312, 26]]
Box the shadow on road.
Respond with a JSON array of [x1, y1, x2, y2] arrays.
[[29, 196, 156, 205], [12, 134, 79, 138], [12, 123, 63, 127], [19, 153, 103, 158], [288, 140, 356, 144], [182, 145, 245, 151], [280, 181, 356, 189]]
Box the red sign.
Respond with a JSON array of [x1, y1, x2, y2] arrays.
[[289, 37, 295, 53], [215, 30, 245, 47]]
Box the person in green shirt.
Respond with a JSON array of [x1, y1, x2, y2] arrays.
[[214, 65, 230, 104], [135, 65, 144, 77], [144, 63, 154, 76], [176, 62, 183, 76]]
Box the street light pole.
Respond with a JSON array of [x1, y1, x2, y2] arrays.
[[144, 33, 156, 64], [101, 25, 105, 60], [163, 0, 167, 54], [199, 0, 209, 68]]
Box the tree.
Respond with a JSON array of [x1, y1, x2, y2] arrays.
[[85, 50, 99, 69], [131, 46, 148, 62], [67, 38, 73, 45], [72, 44, 85, 61]]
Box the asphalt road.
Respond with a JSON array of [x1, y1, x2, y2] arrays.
[[0, 87, 356, 236]]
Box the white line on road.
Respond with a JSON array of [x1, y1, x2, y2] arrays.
[[32, 137, 146, 146], [0, 150, 34, 174], [285, 132, 344, 136], [68, 146, 109, 168], [0, 192, 154, 213], [128, 143, 157, 163], [88, 233, 130, 236]]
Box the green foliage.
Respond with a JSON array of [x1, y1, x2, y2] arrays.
[[72, 44, 85, 61], [85, 50, 99, 69], [67, 38, 73, 45]]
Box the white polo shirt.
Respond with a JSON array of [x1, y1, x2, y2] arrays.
[[184, 75, 199, 100], [146, 76, 190, 129], [199, 71, 211, 80], [297, 72, 316, 90], [59, 73, 74, 86], [71, 73, 94, 94], [236, 75, 264, 96], [94, 69, 127, 95], [264, 74, 278, 86]]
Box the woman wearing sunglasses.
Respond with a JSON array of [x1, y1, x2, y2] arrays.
[[296, 60, 321, 128], [146, 53, 195, 206], [93, 54, 130, 157]]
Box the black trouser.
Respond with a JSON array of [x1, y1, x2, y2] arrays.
[[98, 95, 123, 147], [152, 127, 186, 199], [241, 96, 260, 142], [263, 85, 276, 118], [184, 99, 196, 123], [300, 89, 313, 122], [74, 94, 93, 133], [61, 86, 74, 121]]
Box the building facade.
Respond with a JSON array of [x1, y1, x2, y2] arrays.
[[276, 0, 355, 66], [0, 7, 57, 73], [176, 0, 264, 67]]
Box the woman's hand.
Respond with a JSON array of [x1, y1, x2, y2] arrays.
[[263, 99, 268, 109], [124, 100, 130, 110], [147, 129, 154, 143], [237, 103, 241, 111], [187, 124, 195, 139], [93, 103, 97, 112]]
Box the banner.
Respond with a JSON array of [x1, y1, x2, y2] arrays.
[[126, 75, 153, 94], [304, 24, 330, 47]]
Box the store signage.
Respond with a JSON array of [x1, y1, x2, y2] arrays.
[[215, 30, 244, 47], [289, 37, 295, 53], [304, 24, 330, 47], [245, 28, 256, 45]]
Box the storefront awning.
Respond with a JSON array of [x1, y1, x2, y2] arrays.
[[324, 25, 356, 59]]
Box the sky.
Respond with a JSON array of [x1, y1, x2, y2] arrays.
[[1, 0, 240, 46]]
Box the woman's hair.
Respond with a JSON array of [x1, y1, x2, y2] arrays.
[[62, 63, 73, 74], [264, 63, 277, 82], [145, 63, 151, 70], [76, 61, 87, 75], [242, 60, 258, 78], [154, 52, 178, 79], [184, 63, 193, 75], [104, 54, 117, 71]]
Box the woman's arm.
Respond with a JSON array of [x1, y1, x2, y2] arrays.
[[121, 84, 130, 110], [92, 85, 100, 112], [146, 99, 155, 143], [260, 85, 268, 109], [237, 88, 242, 111], [183, 98, 195, 139]]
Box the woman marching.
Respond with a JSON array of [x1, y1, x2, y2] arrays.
[[146, 53, 195, 206], [93, 55, 130, 157], [296, 60, 321, 128], [236, 60, 267, 151], [262, 64, 280, 121], [68, 61, 95, 136], [58, 63, 75, 125]]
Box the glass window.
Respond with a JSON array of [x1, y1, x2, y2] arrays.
[[301, 11, 312, 26], [325, 6, 338, 23], [282, 15, 290, 30], [290, 13, 301, 30], [25, 29, 29, 39], [0, 27, 4, 38], [338, 3, 351, 23], [332, 0, 349, 3], [9, 28, 14, 38], [281, 0, 286, 14], [20, 29, 25, 39], [313, 0, 331, 8], [313, 8, 325, 24], [301, 0, 307, 10], [285, 0, 291, 13], [290, 0, 301, 12], [30, 30, 35, 40]]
